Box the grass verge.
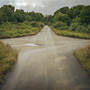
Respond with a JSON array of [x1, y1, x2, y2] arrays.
[[51, 27, 90, 39], [0, 21, 43, 39], [0, 41, 17, 86], [74, 45, 90, 75]]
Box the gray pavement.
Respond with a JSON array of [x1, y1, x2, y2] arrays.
[[1, 26, 90, 90]]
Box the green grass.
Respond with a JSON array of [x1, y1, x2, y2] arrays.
[[0, 21, 43, 39], [0, 41, 17, 85], [74, 45, 90, 75], [51, 27, 90, 39]]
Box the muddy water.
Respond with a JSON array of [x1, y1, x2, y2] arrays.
[[1, 26, 90, 90]]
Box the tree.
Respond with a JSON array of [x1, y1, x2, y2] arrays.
[[54, 7, 69, 15], [14, 9, 25, 22], [28, 12, 44, 21], [80, 6, 90, 24], [68, 5, 85, 19], [44, 15, 53, 24], [53, 12, 71, 25], [0, 9, 6, 24], [0, 5, 15, 22]]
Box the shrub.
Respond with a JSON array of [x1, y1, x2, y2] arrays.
[[0, 22, 43, 38], [75, 25, 87, 33], [30, 22, 38, 27], [30, 22, 44, 28], [53, 21, 68, 30], [53, 12, 71, 25], [69, 23, 78, 31], [0, 42, 17, 85], [69, 23, 88, 33], [88, 24, 90, 33], [80, 6, 90, 24], [74, 45, 90, 74]]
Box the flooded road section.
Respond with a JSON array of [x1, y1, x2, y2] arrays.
[[1, 26, 90, 90]]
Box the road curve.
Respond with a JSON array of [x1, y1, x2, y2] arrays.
[[1, 26, 90, 90]]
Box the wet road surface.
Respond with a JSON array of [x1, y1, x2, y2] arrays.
[[1, 26, 90, 90]]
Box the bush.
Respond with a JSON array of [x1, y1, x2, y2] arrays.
[[80, 6, 90, 24], [0, 42, 17, 85], [0, 22, 43, 38], [53, 21, 68, 30], [53, 12, 71, 25], [74, 45, 90, 74], [30, 22, 38, 27], [30, 22, 44, 28], [52, 27, 90, 39], [69, 23, 78, 31], [69, 23, 88, 33], [75, 25, 87, 33], [88, 24, 90, 33]]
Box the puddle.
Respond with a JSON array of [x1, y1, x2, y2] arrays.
[[25, 43, 39, 47]]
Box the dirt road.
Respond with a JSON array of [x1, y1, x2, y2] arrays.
[[1, 26, 90, 90]]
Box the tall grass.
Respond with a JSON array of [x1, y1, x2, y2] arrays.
[[74, 45, 90, 75], [0, 41, 17, 85], [51, 27, 90, 39], [0, 21, 44, 39]]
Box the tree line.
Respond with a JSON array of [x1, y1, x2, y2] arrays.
[[0, 5, 90, 33], [47, 5, 90, 33], [0, 5, 44, 24]]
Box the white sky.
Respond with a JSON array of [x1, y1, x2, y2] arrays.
[[0, 0, 90, 15]]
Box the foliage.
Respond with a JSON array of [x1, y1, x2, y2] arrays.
[[0, 5, 15, 23], [0, 5, 45, 24], [68, 5, 85, 19], [69, 23, 88, 33], [80, 6, 90, 24], [52, 27, 90, 39], [87, 24, 90, 32], [54, 7, 69, 14], [74, 45, 90, 75], [44, 15, 53, 25], [30, 21, 44, 28], [51, 5, 90, 35], [14, 9, 25, 22], [0, 4, 90, 38], [0, 22, 43, 38], [53, 12, 71, 25], [72, 16, 80, 24], [0, 5, 44, 38], [0, 42, 17, 85], [52, 21, 68, 30]]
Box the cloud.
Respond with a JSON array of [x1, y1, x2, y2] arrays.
[[0, 0, 90, 15]]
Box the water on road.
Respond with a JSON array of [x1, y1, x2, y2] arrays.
[[1, 26, 90, 90]]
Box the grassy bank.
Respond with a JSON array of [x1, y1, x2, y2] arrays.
[[51, 27, 90, 39], [0, 21, 44, 39], [0, 41, 17, 85], [74, 45, 90, 75]]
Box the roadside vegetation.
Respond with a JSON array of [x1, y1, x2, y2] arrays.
[[0, 5, 90, 84], [0, 21, 44, 38], [74, 45, 90, 75], [0, 5, 45, 87], [0, 41, 17, 86], [52, 27, 90, 39], [46, 5, 90, 39], [0, 5, 44, 38], [0, 5, 90, 39]]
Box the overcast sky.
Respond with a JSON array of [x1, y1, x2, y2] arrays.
[[0, 0, 90, 15]]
